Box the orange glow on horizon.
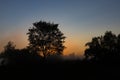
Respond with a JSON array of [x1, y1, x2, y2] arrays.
[[0, 32, 28, 52], [0, 32, 87, 56], [63, 38, 86, 56]]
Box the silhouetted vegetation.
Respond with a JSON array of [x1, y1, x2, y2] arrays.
[[27, 21, 66, 59], [84, 31, 120, 64], [0, 24, 120, 79], [0, 41, 42, 66], [0, 21, 66, 66]]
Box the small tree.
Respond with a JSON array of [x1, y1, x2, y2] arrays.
[[4, 41, 16, 52], [27, 21, 66, 58], [2, 41, 17, 60]]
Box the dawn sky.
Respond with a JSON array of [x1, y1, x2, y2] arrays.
[[0, 0, 120, 56]]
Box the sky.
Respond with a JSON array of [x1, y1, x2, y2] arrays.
[[0, 0, 120, 56]]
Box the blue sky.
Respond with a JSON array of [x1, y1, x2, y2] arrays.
[[0, 0, 120, 55]]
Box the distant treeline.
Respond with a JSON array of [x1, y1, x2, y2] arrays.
[[0, 21, 120, 66]]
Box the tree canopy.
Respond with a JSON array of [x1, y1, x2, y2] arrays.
[[84, 31, 120, 63], [27, 21, 66, 58]]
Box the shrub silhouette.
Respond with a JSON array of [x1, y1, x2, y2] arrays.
[[2, 41, 16, 57], [27, 21, 66, 59], [0, 41, 42, 65], [84, 31, 120, 63]]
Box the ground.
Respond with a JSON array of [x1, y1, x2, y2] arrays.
[[0, 60, 120, 80]]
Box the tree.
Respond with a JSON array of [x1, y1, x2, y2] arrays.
[[0, 41, 17, 65], [3, 41, 16, 57], [84, 31, 120, 62], [0, 41, 43, 65], [4, 41, 16, 52], [84, 37, 101, 60], [27, 21, 66, 58]]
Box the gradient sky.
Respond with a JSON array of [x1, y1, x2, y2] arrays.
[[0, 0, 120, 56]]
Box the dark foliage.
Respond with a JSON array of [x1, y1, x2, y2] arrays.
[[27, 21, 66, 58], [0, 41, 42, 66], [84, 31, 120, 63], [0, 22, 120, 79], [0, 21, 66, 66]]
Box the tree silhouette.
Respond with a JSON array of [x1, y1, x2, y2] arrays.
[[84, 31, 120, 63], [0, 41, 43, 65], [3, 41, 16, 57], [4, 41, 16, 52], [0, 41, 17, 65], [27, 21, 66, 58]]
